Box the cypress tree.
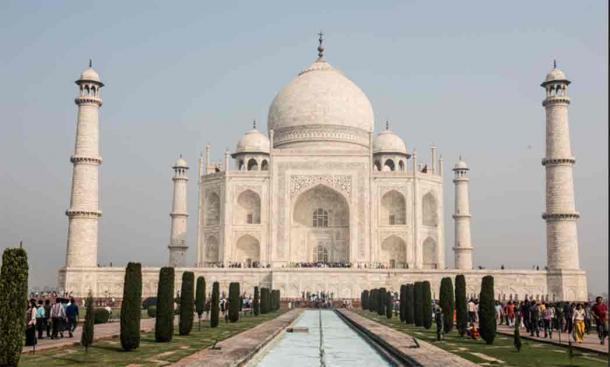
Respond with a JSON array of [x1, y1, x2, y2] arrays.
[[0, 247, 28, 367], [276, 289, 281, 310], [479, 275, 496, 344], [413, 282, 424, 326], [405, 284, 415, 324], [455, 274, 468, 337], [81, 291, 95, 351], [179, 271, 194, 335], [266, 289, 272, 312], [368, 289, 376, 312], [385, 291, 393, 319], [253, 287, 260, 316], [260, 288, 269, 314], [377, 287, 386, 316], [195, 276, 205, 330], [120, 262, 142, 351], [228, 282, 240, 322], [422, 281, 432, 329], [210, 282, 220, 328], [439, 277, 455, 333], [155, 267, 174, 342], [362, 290, 369, 310], [399, 285, 406, 322]]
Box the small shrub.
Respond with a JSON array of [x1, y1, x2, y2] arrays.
[[147, 305, 156, 318], [93, 308, 110, 324]]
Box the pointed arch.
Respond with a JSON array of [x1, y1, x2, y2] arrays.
[[381, 190, 406, 225], [235, 234, 260, 265], [206, 235, 219, 262], [247, 158, 258, 171], [422, 237, 436, 268], [384, 159, 395, 171], [237, 189, 261, 224], [380, 235, 407, 268], [261, 159, 269, 171], [422, 192, 438, 226], [206, 192, 221, 225]]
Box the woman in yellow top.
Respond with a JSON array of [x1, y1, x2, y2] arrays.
[[572, 303, 586, 343]]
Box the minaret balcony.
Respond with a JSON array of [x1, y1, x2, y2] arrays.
[[542, 212, 580, 220], [66, 209, 102, 218], [74, 96, 102, 106], [541, 157, 575, 166], [542, 96, 570, 107], [71, 155, 102, 164]]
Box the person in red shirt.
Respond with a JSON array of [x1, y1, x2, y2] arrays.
[[591, 296, 608, 345]]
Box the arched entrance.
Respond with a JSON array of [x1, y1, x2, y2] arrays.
[[235, 234, 260, 266], [292, 184, 350, 263], [380, 235, 407, 268]]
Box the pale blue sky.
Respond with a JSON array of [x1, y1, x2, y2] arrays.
[[0, 1, 607, 294]]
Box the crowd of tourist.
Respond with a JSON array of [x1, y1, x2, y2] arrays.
[[24, 296, 81, 348]]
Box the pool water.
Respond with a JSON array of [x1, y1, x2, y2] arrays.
[[250, 310, 391, 366]]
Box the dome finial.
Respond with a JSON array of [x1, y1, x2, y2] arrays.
[[89, 59, 92, 68], [553, 59, 557, 69], [253, 119, 256, 129], [385, 120, 389, 130], [317, 31, 325, 59]]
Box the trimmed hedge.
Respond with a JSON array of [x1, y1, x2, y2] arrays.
[[439, 277, 455, 333], [405, 284, 414, 324], [93, 308, 110, 324], [210, 282, 220, 328], [455, 275, 467, 336], [414, 282, 423, 326], [253, 287, 260, 316], [228, 282, 240, 322], [155, 267, 174, 342], [0, 248, 28, 367], [121, 262, 142, 351], [179, 272, 195, 336], [422, 281, 432, 329], [479, 275, 496, 344], [81, 292, 95, 351]]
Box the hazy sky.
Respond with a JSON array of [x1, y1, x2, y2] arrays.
[[0, 1, 607, 294]]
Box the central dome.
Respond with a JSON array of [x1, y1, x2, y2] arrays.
[[267, 58, 374, 149]]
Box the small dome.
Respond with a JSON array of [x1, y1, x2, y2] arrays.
[[373, 129, 407, 154], [174, 157, 188, 168], [454, 160, 468, 170], [79, 67, 102, 83], [542, 67, 569, 85], [235, 128, 270, 154]]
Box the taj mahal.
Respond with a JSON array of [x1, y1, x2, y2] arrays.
[[58, 37, 588, 301]]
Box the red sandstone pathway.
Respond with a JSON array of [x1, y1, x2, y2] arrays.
[[496, 324, 608, 354], [21, 317, 159, 354]]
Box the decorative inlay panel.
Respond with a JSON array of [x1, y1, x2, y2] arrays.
[[290, 175, 352, 200]]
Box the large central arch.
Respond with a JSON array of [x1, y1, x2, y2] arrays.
[[292, 184, 350, 263]]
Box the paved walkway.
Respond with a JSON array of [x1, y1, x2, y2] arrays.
[[338, 309, 479, 367], [21, 317, 159, 354], [496, 324, 608, 354], [170, 309, 303, 367]]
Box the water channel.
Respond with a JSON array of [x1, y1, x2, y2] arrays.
[[248, 310, 394, 366]]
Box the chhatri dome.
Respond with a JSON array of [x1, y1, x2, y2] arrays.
[[78, 60, 103, 84], [542, 60, 569, 85], [267, 34, 374, 149], [235, 121, 271, 154], [373, 122, 407, 154]]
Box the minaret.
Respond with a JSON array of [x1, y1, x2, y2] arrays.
[[169, 156, 189, 267], [541, 62, 580, 270], [65, 61, 103, 268], [452, 157, 473, 270]]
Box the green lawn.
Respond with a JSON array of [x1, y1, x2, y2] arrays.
[[355, 309, 608, 367], [19, 310, 284, 367]]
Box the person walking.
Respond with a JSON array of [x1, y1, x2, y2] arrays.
[[435, 306, 444, 341], [529, 301, 540, 337], [50, 298, 66, 339], [65, 297, 79, 337], [44, 299, 52, 338], [35, 300, 46, 339], [467, 299, 476, 324], [572, 303, 586, 343], [591, 296, 608, 345], [506, 301, 516, 327], [25, 299, 38, 347], [543, 303, 554, 338]]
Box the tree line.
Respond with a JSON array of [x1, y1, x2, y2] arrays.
[[361, 275, 497, 344]]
